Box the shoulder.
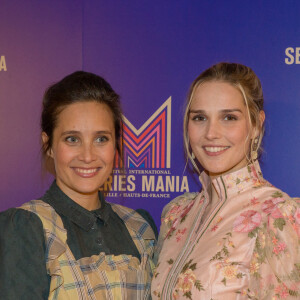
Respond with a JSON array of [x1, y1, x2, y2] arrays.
[[254, 182, 300, 215], [109, 202, 156, 239], [234, 183, 300, 238], [261, 186, 300, 229], [0, 205, 45, 248], [109, 201, 146, 223], [0, 206, 50, 298], [108, 202, 136, 218], [153, 192, 198, 263], [135, 208, 158, 239], [0, 200, 61, 240], [161, 192, 199, 219], [0, 206, 43, 231]]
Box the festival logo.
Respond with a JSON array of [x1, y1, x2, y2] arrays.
[[100, 97, 189, 199], [116, 96, 171, 169]]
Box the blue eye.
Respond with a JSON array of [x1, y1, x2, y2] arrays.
[[65, 136, 78, 143]]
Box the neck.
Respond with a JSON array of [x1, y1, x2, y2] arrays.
[[72, 192, 101, 210], [56, 182, 101, 211]]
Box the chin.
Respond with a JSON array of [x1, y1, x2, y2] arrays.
[[205, 165, 232, 177], [76, 188, 99, 196], [73, 183, 100, 195]]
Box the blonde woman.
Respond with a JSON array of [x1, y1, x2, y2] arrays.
[[152, 63, 300, 299]]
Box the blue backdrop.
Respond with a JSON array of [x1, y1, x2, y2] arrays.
[[1, 0, 300, 226]]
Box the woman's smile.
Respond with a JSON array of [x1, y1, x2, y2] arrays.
[[72, 167, 101, 178], [46, 101, 116, 205], [202, 145, 230, 156], [188, 81, 252, 178]]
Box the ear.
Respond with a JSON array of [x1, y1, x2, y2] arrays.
[[251, 110, 265, 139], [259, 110, 265, 128], [41, 132, 53, 158]]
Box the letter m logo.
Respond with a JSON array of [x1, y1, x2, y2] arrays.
[[115, 97, 171, 168]]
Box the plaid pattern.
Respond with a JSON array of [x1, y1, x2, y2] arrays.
[[20, 200, 155, 300]]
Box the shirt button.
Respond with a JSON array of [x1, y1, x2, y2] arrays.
[[96, 237, 103, 245]]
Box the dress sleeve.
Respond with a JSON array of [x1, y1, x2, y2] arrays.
[[0, 208, 50, 299], [152, 193, 195, 265], [152, 199, 174, 265], [249, 197, 300, 299]]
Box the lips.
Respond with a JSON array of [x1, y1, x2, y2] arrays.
[[72, 167, 101, 178], [203, 146, 230, 156]]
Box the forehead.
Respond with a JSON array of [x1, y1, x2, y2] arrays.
[[191, 81, 245, 110], [55, 101, 114, 131]]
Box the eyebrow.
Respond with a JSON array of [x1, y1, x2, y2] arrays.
[[189, 109, 243, 114], [61, 130, 113, 136]]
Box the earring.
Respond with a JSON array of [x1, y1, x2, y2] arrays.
[[251, 137, 259, 161], [191, 152, 195, 159]]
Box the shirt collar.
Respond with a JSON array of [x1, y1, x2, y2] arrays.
[[199, 160, 264, 200], [41, 181, 111, 231]]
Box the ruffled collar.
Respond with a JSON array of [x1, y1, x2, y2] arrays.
[[199, 160, 264, 201]]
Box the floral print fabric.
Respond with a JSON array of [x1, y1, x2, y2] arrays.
[[152, 162, 300, 299]]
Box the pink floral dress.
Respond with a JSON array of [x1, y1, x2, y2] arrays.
[[151, 162, 300, 299]]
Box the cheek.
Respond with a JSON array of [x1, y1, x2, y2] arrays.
[[227, 126, 250, 149], [228, 130, 245, 142], [99, 144, 116, 163], [188, 123, 202, 145], [52, 144, 75, 168]]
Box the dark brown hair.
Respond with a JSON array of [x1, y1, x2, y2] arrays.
[[41, 71, 123, 172]]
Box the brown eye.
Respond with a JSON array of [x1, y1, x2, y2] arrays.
[[191, 114, 206, 121], [224, 114, 238, 121]]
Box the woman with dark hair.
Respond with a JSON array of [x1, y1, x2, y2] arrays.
[[0, 71, 156, 299], [151, 63, 300, 299]]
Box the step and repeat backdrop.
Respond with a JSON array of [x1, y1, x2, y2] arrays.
[[1, 1, 300, 226]]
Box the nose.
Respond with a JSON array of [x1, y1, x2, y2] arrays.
[[78, 142, 97, 163], [205, 119, 221, 140]]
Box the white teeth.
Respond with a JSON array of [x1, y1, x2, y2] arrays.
[[204, 147, 229, 153], [75, 168, 97, 174]]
